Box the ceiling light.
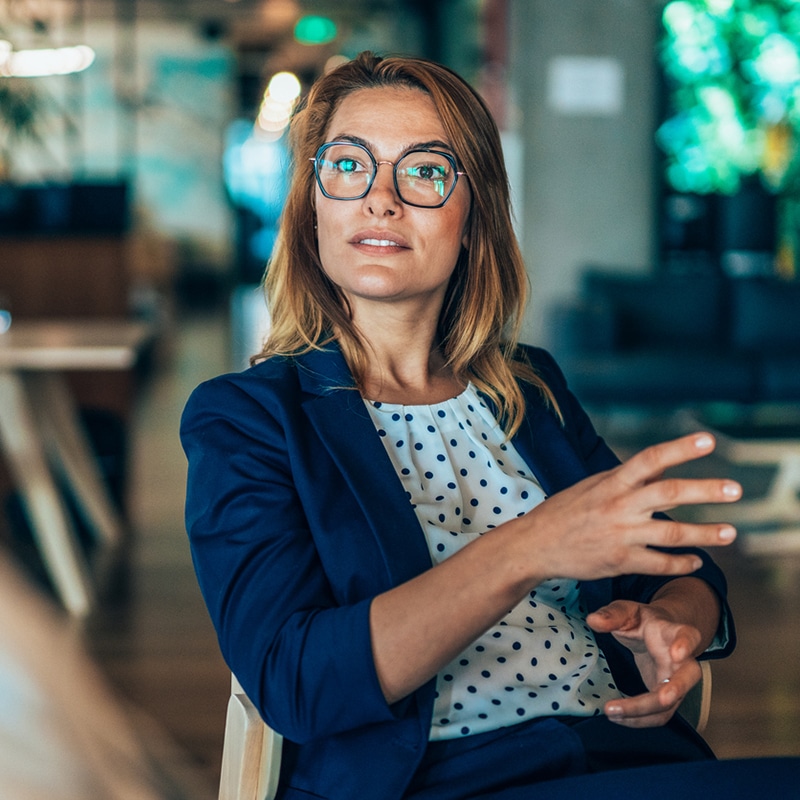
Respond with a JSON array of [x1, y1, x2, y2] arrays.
[[0, 44, 95, 77]]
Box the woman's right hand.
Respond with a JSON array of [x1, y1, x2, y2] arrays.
[[516, 432, 741, 582]]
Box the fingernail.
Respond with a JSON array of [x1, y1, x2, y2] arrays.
[[722, 482, 742, 499], [719, 526, 736, 542], [606, 704, 623, 717], [695, 434, 714, 450]]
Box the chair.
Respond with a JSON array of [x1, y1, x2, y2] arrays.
[[217, 662, 712, 800], [680, 659, 713, 734], [218, 674, 283, 800]]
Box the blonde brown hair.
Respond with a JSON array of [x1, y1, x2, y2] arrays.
[[259, 51, 558, 435]]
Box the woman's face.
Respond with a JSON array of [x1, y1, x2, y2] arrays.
[[314, 86, 471, 321]]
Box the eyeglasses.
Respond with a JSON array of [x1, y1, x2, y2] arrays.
[[310, 141, 466, 208]]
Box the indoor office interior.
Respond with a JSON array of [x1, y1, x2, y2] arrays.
[[1, 0, 799, 798]]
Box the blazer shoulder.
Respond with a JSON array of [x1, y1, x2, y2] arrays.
[[200, 355, 299, 394], [182, 356, 303, 425], [515, 344, 566, 380], [512, 344, 571, 405]]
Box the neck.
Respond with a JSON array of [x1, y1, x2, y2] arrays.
[[346, 301, 464, 405]]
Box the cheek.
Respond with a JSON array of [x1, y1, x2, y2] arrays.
[[443, 190, 472, 252], [314, 199, 337, 249], [315, 226, 332, 269], [443, 208, 471, 258], [315, 215, 345, 279]]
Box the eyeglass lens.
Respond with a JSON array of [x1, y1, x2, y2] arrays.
[[316, 143, 457, 206]]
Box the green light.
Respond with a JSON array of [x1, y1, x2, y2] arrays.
[[294, 16, 337, 46], [658, 0, 800, 193], [754, 33, 800, 84]]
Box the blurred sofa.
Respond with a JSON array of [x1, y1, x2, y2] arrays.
[[549, 269, 800, 408]]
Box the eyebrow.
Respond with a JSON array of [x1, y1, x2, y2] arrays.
[[328, 133, 456, 156]]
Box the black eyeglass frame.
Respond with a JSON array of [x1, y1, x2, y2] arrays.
[[309, 141, 467, 209]]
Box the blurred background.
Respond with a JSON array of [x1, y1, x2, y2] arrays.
[[1, 1, 799, 798]]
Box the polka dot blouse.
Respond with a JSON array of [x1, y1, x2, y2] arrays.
[[365, 384, 622, 740]]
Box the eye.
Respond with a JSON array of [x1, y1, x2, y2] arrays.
[[323, 145, 372, 174], [407, 163, 447, 181], [334, 157, 361, 174]]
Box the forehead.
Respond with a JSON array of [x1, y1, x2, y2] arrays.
[[324, 86, 449, 149]]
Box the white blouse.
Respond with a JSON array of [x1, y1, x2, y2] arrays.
[[365, 384, 621, 740]]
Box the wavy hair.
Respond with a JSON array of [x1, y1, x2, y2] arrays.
[[258, 51, 558, 435]]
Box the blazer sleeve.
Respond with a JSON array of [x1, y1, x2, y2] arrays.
[[180, 375, 399, 744], [528, 347, 735, 659]]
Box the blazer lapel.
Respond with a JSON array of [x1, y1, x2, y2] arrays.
[[296, 346, 433, 588], [511, 387, 589, 497], [510, 385, 613, 612]]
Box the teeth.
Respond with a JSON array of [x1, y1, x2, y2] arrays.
[[360, 238, 399, 246]]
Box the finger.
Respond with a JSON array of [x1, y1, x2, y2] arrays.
[[629, 518, 737, 552], [604, 689, 678, 728], [606, 658, 702, 726], [604, 682, 684, 727], [605, 705, 675, 728], [636, 477, 742, 515], [618, 433, 717, 489], [660, 659, 702, 693], [582, 545, 705, 579], [622, 547, 705, 577], [666, 626, 702, 664], [647, 660, 702, 708]]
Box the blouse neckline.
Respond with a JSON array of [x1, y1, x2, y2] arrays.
[[367, 383, 475, 413]]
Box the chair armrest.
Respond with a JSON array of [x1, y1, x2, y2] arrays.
[[219, 674, 283, 800], [678, 660, 712, 734]]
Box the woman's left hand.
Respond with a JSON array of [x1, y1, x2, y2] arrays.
[[586, 599, 703, 727]]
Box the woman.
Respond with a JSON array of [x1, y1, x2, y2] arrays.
[[181, 52, 739, 799]]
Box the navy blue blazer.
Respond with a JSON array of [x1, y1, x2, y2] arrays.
[[181, 343, 734, 800]]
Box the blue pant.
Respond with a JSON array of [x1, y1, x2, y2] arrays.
[[405, 715, 716, 798]]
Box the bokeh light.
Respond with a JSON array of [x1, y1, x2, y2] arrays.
[[256, 70, 301, 139], [658, 0, 800, 194]]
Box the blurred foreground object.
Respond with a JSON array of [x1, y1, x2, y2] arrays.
[[0, 547, 214, 800]]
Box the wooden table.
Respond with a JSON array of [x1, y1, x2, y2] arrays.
[[0, 319, 153, 616]]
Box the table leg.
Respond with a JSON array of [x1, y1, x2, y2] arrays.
[[25, 373, 124, 549], [0, 373, 93, 616]]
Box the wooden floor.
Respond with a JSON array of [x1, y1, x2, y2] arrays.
[[6, 306, 799, 797]]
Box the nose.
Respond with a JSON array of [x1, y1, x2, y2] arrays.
[[364, 161, 401, 217]]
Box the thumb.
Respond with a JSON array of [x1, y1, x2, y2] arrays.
[[586, 600, 639, 634]]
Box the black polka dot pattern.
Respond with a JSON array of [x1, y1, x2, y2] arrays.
[[366, 386, 543, 560], [365, 385, 621, 741]]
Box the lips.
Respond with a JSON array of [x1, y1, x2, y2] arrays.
[[350, 229, 410, 249]]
